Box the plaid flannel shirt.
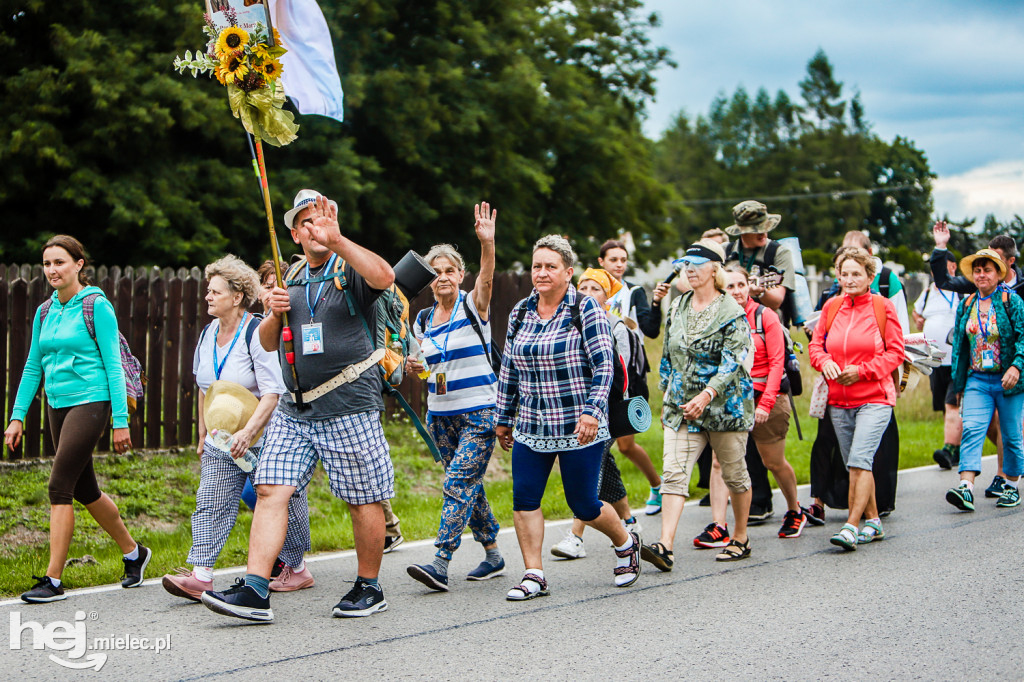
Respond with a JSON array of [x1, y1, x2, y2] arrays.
[[496, 286, 613, 441]]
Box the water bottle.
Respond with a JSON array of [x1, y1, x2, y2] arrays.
[[408, 335, 431, 380], [211, 429, 258, 473], [388, 333, 403, 355]]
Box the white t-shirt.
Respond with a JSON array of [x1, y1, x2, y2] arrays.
[[414, 291, 497, 416], [193, 314, 286, 448], [913, 284, 958, 366]]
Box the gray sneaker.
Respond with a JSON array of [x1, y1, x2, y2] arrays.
[[21, 575, 66, 603]]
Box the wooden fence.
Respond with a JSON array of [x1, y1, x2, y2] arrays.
[[1, 263, 534, 460]]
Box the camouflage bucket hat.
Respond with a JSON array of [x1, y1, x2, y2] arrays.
[[724, 200, 782, 236]]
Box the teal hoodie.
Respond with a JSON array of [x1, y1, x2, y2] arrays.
[[11, 286, 129, 428]]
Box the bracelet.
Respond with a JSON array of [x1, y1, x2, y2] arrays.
[[702, 388, 715, 400]]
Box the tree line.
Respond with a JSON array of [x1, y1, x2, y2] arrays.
[[1, 4, 1017, 271]]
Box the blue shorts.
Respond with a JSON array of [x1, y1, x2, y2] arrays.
[[255, 410, 394, 505]]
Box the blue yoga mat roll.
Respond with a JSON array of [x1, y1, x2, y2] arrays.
[[609, 396, 652, 438]]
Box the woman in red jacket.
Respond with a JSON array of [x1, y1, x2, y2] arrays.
[[809, 247, 904, 551]]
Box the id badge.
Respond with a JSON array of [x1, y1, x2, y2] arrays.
[[436, 373, 447, 396], [301, 322, 324, 355], [982, 348, 995, 370]]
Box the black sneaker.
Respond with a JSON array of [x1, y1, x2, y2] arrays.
[[201, 578, 274, 622], [748, 504, 774, 526], [985, 476, 1007, 498], [333, 579, 388, 617], [698, 493, 711, 507], [21, 575, 66, 603], [121, 544, 151, 588], [271, 559, 286, 578], [383, 535, 404, 554], [801, 503, 826, 526], [407, 564, 450, 592], [933, 447, 955, 470]]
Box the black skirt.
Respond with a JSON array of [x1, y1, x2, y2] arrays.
[[809, 409, 900, 513]]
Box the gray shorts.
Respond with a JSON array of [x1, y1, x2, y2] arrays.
[[829, 403, 893, 471], [255, 410, 394, 505]]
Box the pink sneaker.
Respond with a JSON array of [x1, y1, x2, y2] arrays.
[[269, 564, 315, 592], [161, 568, 211, 602]]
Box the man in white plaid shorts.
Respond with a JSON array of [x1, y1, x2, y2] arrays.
[[201, 190, 396, 623]]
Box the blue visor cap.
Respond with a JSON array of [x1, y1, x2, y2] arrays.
[[681, 255, 711, 267]]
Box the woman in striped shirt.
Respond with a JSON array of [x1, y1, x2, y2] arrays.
[[404, 203, 506, 592], [496, 235, 642, 601]]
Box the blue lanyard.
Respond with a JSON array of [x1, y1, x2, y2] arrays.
[[305, 254, 337, 320], [427, 291, 462, 363], [937, 287, 955, 309], [212, 312, 248, 380], [975, 291, 995, 342]]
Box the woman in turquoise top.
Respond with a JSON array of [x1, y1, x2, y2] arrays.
[[4, 235, 150, 604]]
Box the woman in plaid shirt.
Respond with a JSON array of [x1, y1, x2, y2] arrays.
[[496, 235, 642, 601]]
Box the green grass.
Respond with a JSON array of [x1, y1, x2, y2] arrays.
[[0, 334, 980, 597]]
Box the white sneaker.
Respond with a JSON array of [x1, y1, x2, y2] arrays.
[[550, 530, 586, 559], [624, 517, 643, 545]]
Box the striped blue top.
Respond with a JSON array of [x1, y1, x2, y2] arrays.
[[414, 291, 497, 416]]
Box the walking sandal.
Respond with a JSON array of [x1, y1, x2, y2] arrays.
[[640, 542, 674, 572], [613, 533, 642, 587], [715, 538, 751, 562], [506, 572, 549, 601]]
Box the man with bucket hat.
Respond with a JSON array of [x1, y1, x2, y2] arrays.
[[202, 189, 397, 623], [723, 200, 797, 524]]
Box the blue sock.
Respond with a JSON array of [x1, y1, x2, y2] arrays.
[[359, 576, 379, 587], [245, 574, 270, 599]]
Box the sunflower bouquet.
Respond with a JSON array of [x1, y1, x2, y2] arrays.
[[173, 10, 298, 146]]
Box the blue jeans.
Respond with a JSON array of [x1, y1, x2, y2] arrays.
[[960, 372, 1024, 477], [427, 408, 500, 560], [512, 440, 606, 521]]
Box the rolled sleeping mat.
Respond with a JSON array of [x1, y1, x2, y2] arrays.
[[393, 250, 438, 300], [608, 396, 653, 439]]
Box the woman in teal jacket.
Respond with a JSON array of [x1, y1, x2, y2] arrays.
[[4, 235, 150, 604], [945, 248, 1024, 512]]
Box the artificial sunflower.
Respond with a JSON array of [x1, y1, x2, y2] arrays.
[[221, 54, 249, 82], [261, 58, 283, 81], [215, 27, 249, 56]]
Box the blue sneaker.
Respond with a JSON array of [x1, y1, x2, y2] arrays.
[[407, 564, 449, 592], [467, 558, 505, 581], [645, 486, 662, 516], [986, 475, 1007, 498], [996, 485, 1021, 508], [945, 483, 975, 512], [201, 579, 273, 622], [333, 579, 387, 617]]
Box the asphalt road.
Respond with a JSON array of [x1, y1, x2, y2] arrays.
[[2, 456, 1019, 681]]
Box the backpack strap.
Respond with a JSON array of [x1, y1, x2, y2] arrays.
[[38, 299, 53, 326], [462, 296, 490, 355], [871, 294, 888, 348], [823, 295, 843, 334], [507, 300, 530, 344], [879, 266, 892, 299], [81, 292, 102, 341], [763, 240, 780, 267], [754, 304, 766, 342]]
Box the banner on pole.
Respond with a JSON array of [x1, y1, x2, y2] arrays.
[[206, 0, 275, 42], [269, 0, 345, 122]]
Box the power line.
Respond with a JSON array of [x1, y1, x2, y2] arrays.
[[671, 182, 923, 206]]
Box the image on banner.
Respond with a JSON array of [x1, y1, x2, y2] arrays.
[[206, 0, 275, 44]]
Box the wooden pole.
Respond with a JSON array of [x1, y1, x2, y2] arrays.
[[252, 138, 305, 408]]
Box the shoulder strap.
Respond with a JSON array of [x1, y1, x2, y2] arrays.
[[823, 296, 843, 334], [415, 307, 429, 338], [724, 240, 736, 259], [965, 292, 977, 309], [569, 299, 583, 337], [81, 292, 102, 341], [284, 258, 306, 283], [923, 287, 930, 309], [462, 296, 488, 352], [198, 321, 214, 348], [764, 240, 779, 266], [754, 304, 766, 340], [507, 302, 530, 344], [871, 294, 888, 350], [244, 313, 262, 347], [38, 299, 53, 326], [879, 266, 891, 299]]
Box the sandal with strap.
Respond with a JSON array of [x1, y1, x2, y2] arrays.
[[830, 524, 858, 551], [715, 538, 751, 562], [506, 572, 549, 601], [613, 532, 641, 587], [640, 542, 674, 572], [856, 520, 885, 544]]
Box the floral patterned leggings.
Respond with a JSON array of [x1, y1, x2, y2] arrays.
[[427, 408, 500, 560]]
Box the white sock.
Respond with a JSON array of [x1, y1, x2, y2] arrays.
[[49, 576, 62, 588], [525, 568, 544, 581], [1005, 479, 1019, 490], [614, 535, 635, 552], [123, 544, 140, 561], [193, 566, 214, 583], [614, 535, 635, 570], [961, 480, 974, 492], [292, 560, 306, 573]]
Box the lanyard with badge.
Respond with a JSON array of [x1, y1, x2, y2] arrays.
[[213, 312, 249, 380], [975, 290, 996, 370], [301, 254, 336, 356], [427, 290, 462, 395]]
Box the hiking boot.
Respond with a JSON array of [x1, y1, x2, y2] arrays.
[[996, 485, 1021, 508], [121, 544, 151, 588], [985, 476, 1007, 499], [693, 522, 730, 549], [162, 568, 209, 602], [778, 509, 807, 538], [645, 487, 663, 515], [945, 483, 975, 512], [802, 503, 825, 526], [20, 575, 66, 604], [550, 530, 586, 559], [269, 564, 315, 592], [407, 564, 449, 592], [748, 504, 774, 526], [332, 580, 387, 617], [201, 578, 273, 622]]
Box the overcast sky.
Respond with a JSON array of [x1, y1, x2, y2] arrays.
[[640, 0, 1024, 224]]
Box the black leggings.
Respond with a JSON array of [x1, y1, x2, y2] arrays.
[[47, 402, 110, 505]]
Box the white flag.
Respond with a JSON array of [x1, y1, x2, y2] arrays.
[[269, 0, 344, 122]]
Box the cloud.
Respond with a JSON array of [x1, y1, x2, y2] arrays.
[[933, 160, 1024, 222]]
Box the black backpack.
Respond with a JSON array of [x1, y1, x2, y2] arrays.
[[753, 304, 802, 397], [726, 240, 795, 326]]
